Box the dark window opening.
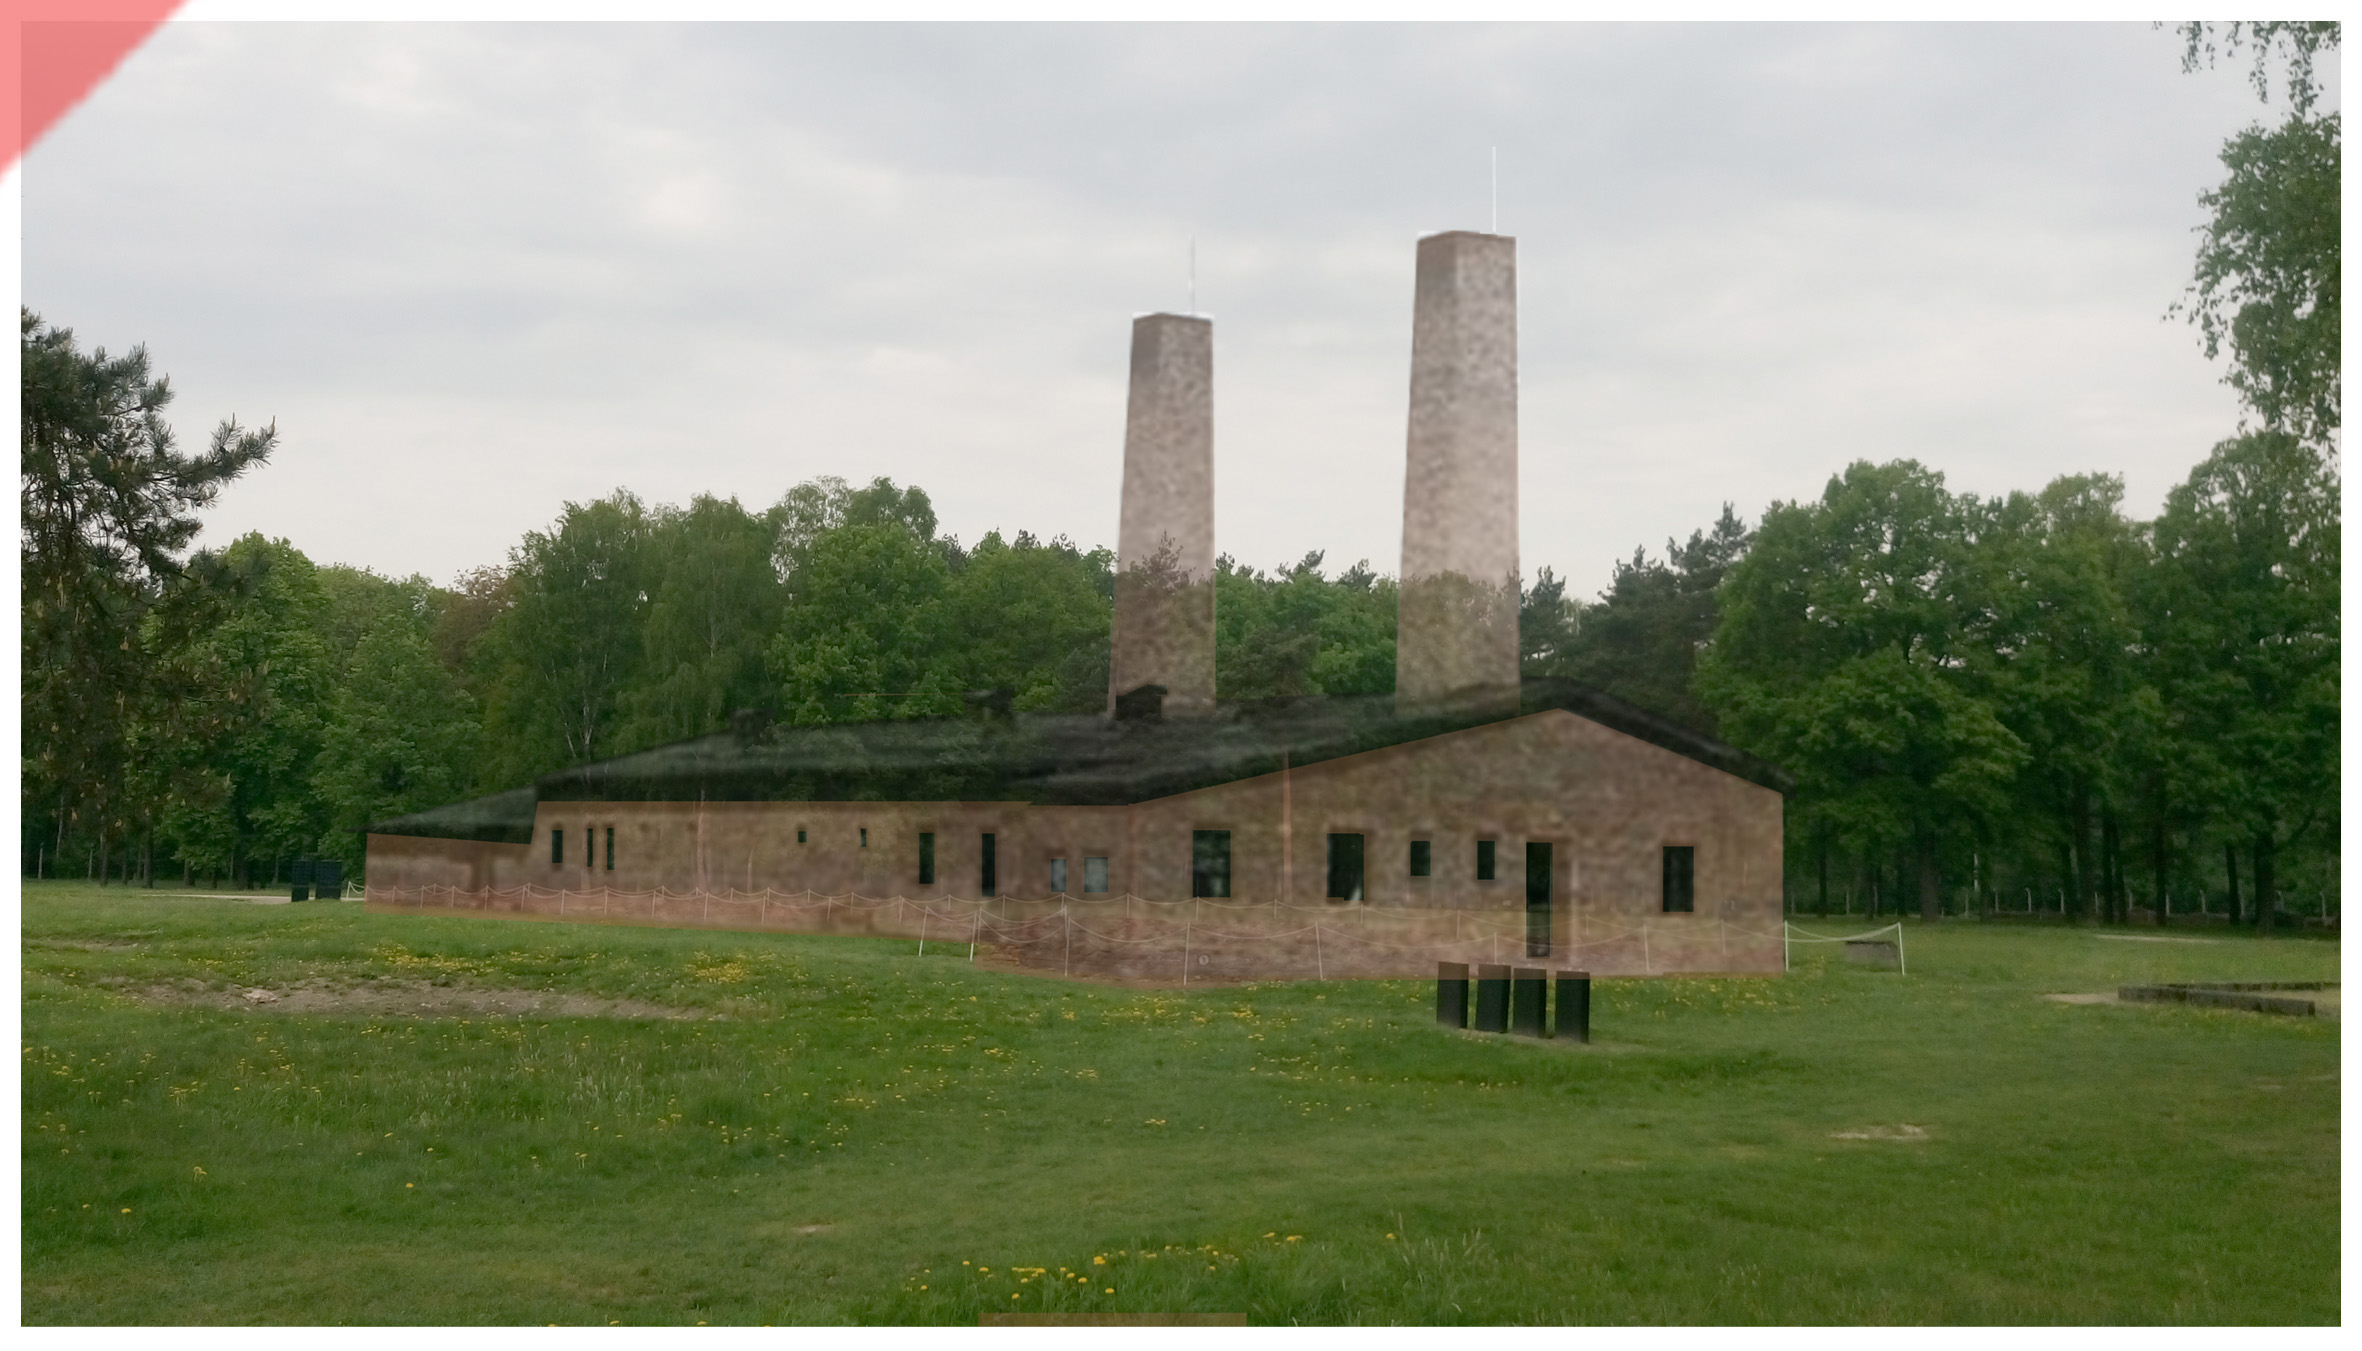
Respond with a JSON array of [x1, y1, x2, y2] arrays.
[[605, 827, 615, 872], [1050, 858, 1068, 893], [1476, 839, 1496, 882], [980, 833, 997, 898], [1526, 841, 1554, 957], [1662, 845, 1696, 913], [796, 828, 807, 844], [1192, 830, 1232, 898], [551, 828, 564, 866], [918, 832, 936, 886], [1409, 839, 1432, 877], [1084, 856, 1109, 894], [859, 828, 868, 848], [1326, 833, 1365, 903]]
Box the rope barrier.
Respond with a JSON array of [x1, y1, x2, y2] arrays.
[[364, 880, 1794, 978]]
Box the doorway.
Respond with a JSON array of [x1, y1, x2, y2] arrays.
[[1524, 842, 1553, 958]]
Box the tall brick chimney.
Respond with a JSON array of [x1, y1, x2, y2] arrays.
[[1109, 313, 1216, 717], [1396, 231, 1521, 716]]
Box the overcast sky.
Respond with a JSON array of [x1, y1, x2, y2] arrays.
[[21, 21, 2326, 600]]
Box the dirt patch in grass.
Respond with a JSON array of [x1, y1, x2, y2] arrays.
[[2047, 987, 2340, 1019], [109, 977, 705, 1021]]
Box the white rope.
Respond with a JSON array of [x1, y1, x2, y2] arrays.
[[1782, 921, 1907, 975]]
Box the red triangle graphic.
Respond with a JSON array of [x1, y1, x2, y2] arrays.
[[9, 3, 186, 175]]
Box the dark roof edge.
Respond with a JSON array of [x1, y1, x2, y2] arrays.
[[1519, 678, 1794, 795], [369, 785, 539, 845]]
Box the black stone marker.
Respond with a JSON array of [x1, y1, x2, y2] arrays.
[[1555, 971, 1591, 1044], [289, 883, 311, 903], [315, 860, 344, 897], [1511, 967, 1547, 1037], [1436, 961, 1470, 1028], [1474, 963, 1511, 1033]]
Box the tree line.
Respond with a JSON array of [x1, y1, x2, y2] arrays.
[[21, 25, 2336, 912], [22, 314, 2336, 926]]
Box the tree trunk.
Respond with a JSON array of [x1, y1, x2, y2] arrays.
[[2101, 811, 2125, 924], [1917, 835, 1941, 923], [2223, 843, 2241, 925], [2252, 830, 2276, 932], [1817, 838, 1830, 917], [2067, 791, 2094, 922], [2149, 794, 2169, 926]]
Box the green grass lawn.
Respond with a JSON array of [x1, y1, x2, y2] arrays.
[[20, 881, 2339, 1324]]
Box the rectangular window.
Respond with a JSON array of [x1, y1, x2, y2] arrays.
[[980, 833, 997, 898], [1191, 830, 1232, 898], [1663, 845, 1696, 913], [1476, 839, 1496, 882], [796, 828, 807, 844], [1326, 833, 1365, 903], [1409, 839, 1432, 877], [605, 826, 614, 872], [551, 828, 564, 866], [1084, 856, 1109, 895], [1050, 858, 1068, 894], [860, 828, 868, 848], [918, 832, 936, 886]]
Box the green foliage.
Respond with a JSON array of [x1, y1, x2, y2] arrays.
[[1701, 463, 2026, 915], [2172, 23, 2341, 445], [20, 887, 2341, 1323], [2175, 21, 2340, 114], [1971, 475, 2148, 920], [2181, 111, 2341, 444], [945, 530, 1115, 712], [1213, 552, 1397, 701], [314, 613, 479, 876], [2142, 433, 2340, 849], [20, 309, 275, 879], [19, 314, 2337, 926], [619, 495, 784, 749], [153, 535, 338, 885], [1531, 505, 1750, 735], [771, 520, 959, 724], [473, 492, 653, 785]]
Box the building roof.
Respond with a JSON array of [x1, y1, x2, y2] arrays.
[[370, 678, 1790, 844]]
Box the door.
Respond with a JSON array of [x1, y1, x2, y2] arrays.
[[1525, 842, 1553, 958]]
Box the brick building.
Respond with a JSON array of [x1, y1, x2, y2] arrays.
[[366, 231, 1790, 979]]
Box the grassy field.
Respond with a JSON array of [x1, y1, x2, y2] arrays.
[[20, 881, 2339, 1324]]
